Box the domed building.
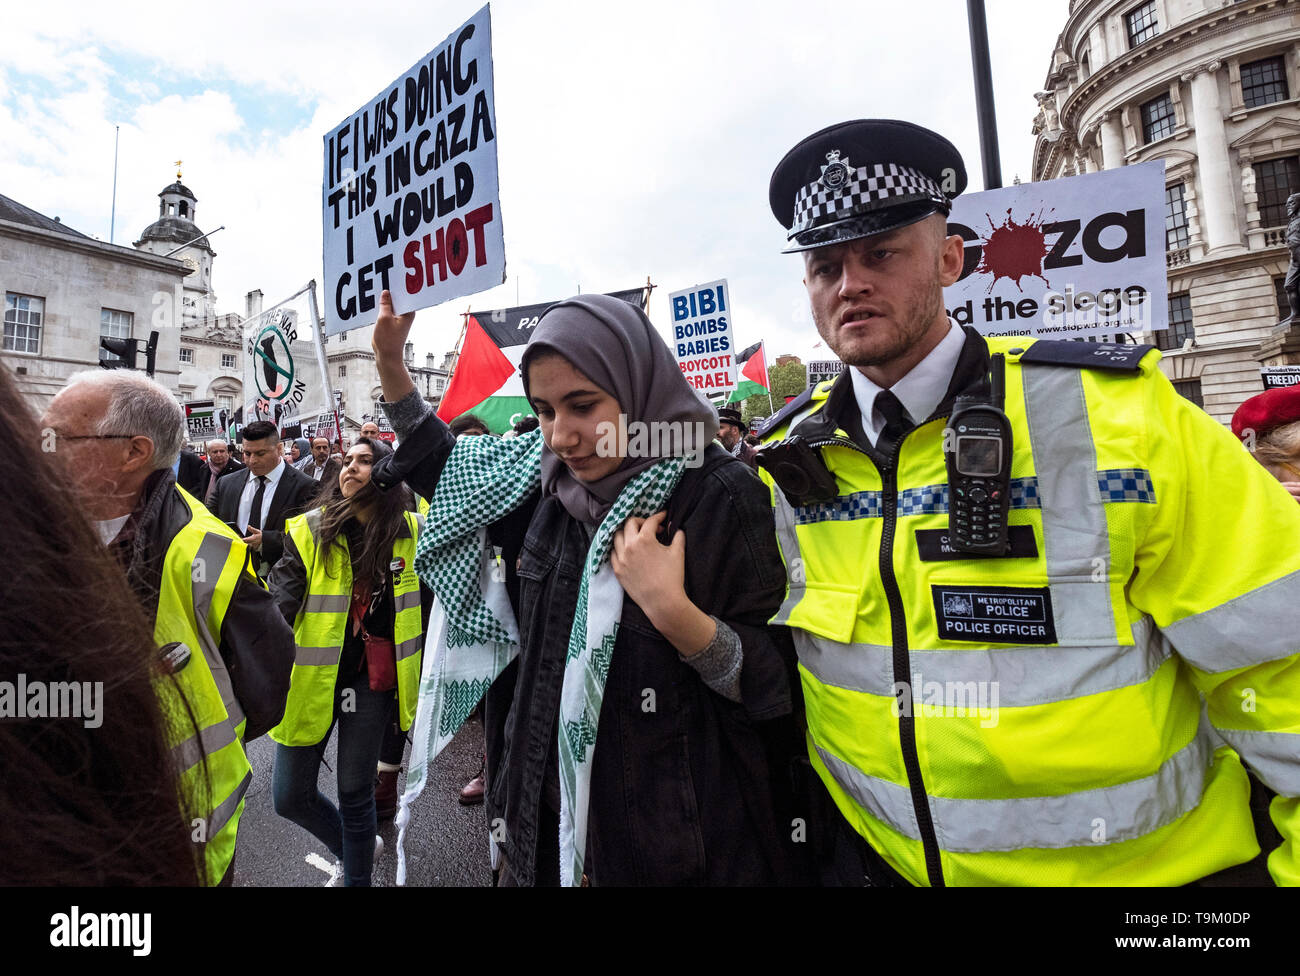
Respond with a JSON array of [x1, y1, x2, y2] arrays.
[[1031, 0, 1299, 424], [134, 173, 218, 326]]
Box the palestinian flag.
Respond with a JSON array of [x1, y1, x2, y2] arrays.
[[727, 341, 769, 403], [437, 287, 648, 434]]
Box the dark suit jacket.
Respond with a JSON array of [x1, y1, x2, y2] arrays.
[[298, 456, 342, 495], [214, 461, 318, 572], [176, 450, 207, 496], [196, 457, 246, 508]]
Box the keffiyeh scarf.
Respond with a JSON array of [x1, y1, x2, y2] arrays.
[[395, 428, 687, 886]]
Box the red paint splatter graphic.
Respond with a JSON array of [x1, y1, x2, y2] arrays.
[[976, 208, 1052, 293]]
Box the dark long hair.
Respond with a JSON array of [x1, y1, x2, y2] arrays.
[[0, 365, 205, 885], [313, 437, 412, 589]]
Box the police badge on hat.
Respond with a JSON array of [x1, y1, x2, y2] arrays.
[[820, 151, 851, 192]]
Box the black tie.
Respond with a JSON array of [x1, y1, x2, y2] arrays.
[[874, 390, 914, 457], [247, 475, 267, 532]]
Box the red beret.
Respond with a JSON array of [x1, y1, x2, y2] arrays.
[[1231, 384, 1300, 441]]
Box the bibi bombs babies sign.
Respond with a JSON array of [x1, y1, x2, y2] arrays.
[[943, 160, 1167, 340], [671, 279, 735, 395], [322, 4, 504, 335]]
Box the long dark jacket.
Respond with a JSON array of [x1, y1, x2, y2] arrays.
[[374, 409, 811, 886]]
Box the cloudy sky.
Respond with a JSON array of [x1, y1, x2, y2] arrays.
[[1, 0, 1070, 363]]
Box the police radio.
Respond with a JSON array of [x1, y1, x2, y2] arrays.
[[944, 354, 1012, 555]]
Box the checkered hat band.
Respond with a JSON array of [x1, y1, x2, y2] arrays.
[[792, 163, 944, 234]]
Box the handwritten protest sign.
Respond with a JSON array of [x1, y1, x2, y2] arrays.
[[322, 4, 504, 334]]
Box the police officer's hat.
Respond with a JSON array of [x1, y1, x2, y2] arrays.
[[769, 119, 967, 253]]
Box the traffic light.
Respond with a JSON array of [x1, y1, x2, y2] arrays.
[[99, 336, 139, 369], [144, 330, 159, 377]]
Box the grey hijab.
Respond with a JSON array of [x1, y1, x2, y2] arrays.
[[521, 294, 716, 525]]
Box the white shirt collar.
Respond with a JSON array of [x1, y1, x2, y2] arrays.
[[95, 514, 131, 546], [849, 320, 967, 447]]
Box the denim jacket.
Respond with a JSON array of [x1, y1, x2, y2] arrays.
[[374, 404, 810, 885]]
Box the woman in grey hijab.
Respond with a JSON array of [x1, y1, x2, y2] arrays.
[[370, 290, 810, 887]]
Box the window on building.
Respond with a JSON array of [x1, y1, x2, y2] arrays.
[[1173, 379, 1203, 408], [4, 293, 44, 354], [179, 347, 194, 364], [1255, 156, 1300, 226], [1241, 56, 1289, 108], [1080, 51, 1090, 80], [221, 353, 236, 369], [1165, 183, 1190, 250], [1155, 293, 1194, 351], [98, 308, 132, 364], [339, 364, 347, 377], [1126, 1, 1159, 47], [217, 395, 234, 413], [1277, 277, 1293, 321], [1141, 94, 1176, 143]]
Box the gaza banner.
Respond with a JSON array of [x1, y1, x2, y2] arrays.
[[438, 287, 648, 433], [322, 4, 504, 336], [241, 283, 333, 437], [944, 160, 1167, 339]]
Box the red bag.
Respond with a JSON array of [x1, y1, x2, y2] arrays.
[[352, 586, 397, 692]]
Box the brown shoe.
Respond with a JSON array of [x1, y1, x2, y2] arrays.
[[375, 770, 398, 821], [459, 772, 485, 805]]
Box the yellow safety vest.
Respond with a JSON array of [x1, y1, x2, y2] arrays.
[[153, 488, 257, 885], [759, 336, 1300, 886], [270, 509, 425, 747]]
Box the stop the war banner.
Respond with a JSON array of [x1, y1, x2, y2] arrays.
[[242, 283, 333, 435], [944, 160, 1167, 340], [670, 279, 735, 396], [322, 4, 504, 335]]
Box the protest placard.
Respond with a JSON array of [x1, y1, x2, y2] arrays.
[[322, 4, 504, 333], [1262, 366, 1300, 391], [183, 400, 216, 440], [670, 279, 735, 396], [944, 161, 1167, 340], [806, 359, 845, 388], [242, 283, 333, 433]]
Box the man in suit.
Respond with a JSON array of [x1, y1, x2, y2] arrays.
[[298, 435, 342, 488], [196, 439, 246, 510], [215, 420, 317, 577], [175, 447, 207, 496]]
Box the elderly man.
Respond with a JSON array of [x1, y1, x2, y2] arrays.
[[298, 435, 343, 487], [214, 420, 318, 577], [717, 407, 758, 469], [40, 371, 295, 886], [197, 438, 245, 510], [757, 118, 1300, 886]]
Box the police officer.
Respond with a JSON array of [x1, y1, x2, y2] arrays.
[[758, 119, 1300, 886]]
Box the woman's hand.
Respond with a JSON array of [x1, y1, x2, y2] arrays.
[[372, 289, 417, 403], [611, 511, 715, 656]]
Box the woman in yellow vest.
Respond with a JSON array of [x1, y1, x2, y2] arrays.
[[268, 436, 425, 886]]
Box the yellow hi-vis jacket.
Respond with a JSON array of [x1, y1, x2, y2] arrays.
[[758, 333, 1300, 886], [270, 509, 425, 747], [154, 489, 256, 884]]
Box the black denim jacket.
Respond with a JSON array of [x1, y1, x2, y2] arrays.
[[374, 407, 811, 885]]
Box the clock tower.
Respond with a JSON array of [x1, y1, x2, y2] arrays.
[[134, 165, 217, 326]]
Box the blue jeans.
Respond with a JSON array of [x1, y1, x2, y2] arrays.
[[272, 670, 393, 886]]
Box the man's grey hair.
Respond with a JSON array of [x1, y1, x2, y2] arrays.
[[64, 371, 186, 471]]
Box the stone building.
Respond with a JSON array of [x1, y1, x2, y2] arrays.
[[1031, 0, 1299, 423], [1, 191, 189, 410]]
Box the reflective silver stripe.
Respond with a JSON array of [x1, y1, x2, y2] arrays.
[[817, 719, 1213, 852], [189, 534, 245, 730], [394, 590, 421, 613], [770, 488, 807, 627], [798, 616, 1169, 707], [1163, 567, 1300, 673], [1214, 727, 1300, 796], [396, 634, 422, 662], [1021, 364, 1115, 644], [296, 645, 341, 667], [206, 769, 251, 841], [171, 717, 240, 774], [303, 593, 350, 613]]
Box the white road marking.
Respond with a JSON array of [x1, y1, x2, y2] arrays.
[[305, 852, 335, 876]]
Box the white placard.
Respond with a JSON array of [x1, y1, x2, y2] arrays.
[[670, 278, 735, 396]]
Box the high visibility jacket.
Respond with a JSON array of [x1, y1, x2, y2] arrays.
[[153, 489, 256, 885], [270, 509, 425, 747], [758, 331, 1300, 886]]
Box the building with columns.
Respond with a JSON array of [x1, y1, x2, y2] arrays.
[[1032, 0, 1299, 423]]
